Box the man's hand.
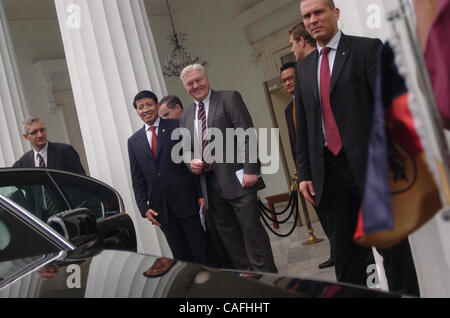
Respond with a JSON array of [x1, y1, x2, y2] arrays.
[[145, 209, 161, 227], [242, 174, 258, 188], [198, 198, 207, 215], [299, 181, 316, 206], [191, 159, 204, 175]]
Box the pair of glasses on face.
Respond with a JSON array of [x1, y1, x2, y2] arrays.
[[281, 76, 295, 84], [27, 128, 47, 135]]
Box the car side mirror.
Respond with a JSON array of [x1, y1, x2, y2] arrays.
[[47, 208, 98, 246]]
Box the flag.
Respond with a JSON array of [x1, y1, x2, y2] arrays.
[[354, 43, 442, 249], [424, 0, 450, 123]]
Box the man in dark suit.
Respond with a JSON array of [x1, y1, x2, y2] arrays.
[[295, 0, 420, 294], [179, 64, 277, 273], [13, 116, 85, 175], [282, 62, 300, 163], [294, 0, 381, 285], [128, 90, 210, 266], [159, 95, 184, 120], [281, 60, 334, 270], [159, 94, 232, 268]]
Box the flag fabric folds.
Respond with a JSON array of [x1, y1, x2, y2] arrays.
[[354, 43, 442, 249], [424, 0, 450, 123]]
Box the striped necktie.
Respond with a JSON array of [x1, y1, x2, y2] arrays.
[[198, 102, 213, 171], [37, 153, 45, 168], [198, 102, 207, 157]]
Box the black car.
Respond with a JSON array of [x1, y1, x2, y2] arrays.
[[0, 169, 401, 299], [0, 168, 136, 252]]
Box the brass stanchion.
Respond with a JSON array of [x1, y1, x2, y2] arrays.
[[292, 172, 324, 245]]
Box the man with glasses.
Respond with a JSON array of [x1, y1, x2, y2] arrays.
[[13, 116, 85, 175]]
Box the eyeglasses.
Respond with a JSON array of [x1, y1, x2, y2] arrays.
[[281, 76, 295, 84], [27, 127, 47, 135]]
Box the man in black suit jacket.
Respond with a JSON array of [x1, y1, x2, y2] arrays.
[[179, 64, 277, 273], [295, 0, 381, 285], [296, 0, 420, 294], [281, 59, 334, 270], [281, 62, 299, 163], [13, 116, 85, 175], [128, 90, 210, 266]]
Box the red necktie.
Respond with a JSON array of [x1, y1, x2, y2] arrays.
[[320, 47, 342, 156], [149, 126, 157, 158]]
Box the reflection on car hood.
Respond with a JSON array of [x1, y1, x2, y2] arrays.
[[0, 249, 401, 298]]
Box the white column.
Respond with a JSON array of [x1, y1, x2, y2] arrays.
[[0, 1, 28, 167], [54, 0, 169, 255]]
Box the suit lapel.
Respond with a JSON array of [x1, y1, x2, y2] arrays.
[[46, 142, 55, 168], [184, 102, 197, 150], [330, 33, 351, 94], [208, 90, 218, 128], [25, 150, 35, 167], [309, 50, 320, 107], [186, 103, 196, 139], [156, 118, 168, 159], [136, 126, 154, 161]]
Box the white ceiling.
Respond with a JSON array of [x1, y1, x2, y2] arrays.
[[3, 0, 268, 20], [2, 0, 195, 20], [144, 0, 194, 16]]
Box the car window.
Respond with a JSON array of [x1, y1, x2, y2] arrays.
[[0, 253, 62, 292], [0, 184, 65, 223], [0, 171, 67, 223], [50, 172, 121, 220], [0, 206, 63, 262], [0, 219, 11, 251]]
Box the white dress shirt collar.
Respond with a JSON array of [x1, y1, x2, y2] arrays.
[[194, 89, 212, 108], [144, 117, 160, 151], [144, 116, 161, 132], [33, 142, 48, 167], [317, 30, 342, 54]]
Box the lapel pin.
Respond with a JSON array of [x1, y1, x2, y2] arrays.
[[342, 52, 346, 56], [162, 129, 166, 133]]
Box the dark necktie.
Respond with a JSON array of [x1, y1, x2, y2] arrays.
[[37, 153, 45, 168], [149, 126, 157, 158], [198, 102, 212, 170], [198, 102, 207, 157], [293, 100, 296, 129], [320, 47, 343, 156]]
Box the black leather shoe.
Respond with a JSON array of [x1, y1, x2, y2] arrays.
[[318, 258, 334, 269]]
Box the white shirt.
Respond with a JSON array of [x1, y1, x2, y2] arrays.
[[316, 30, 342, 145], [33, 143, 48, 167], [144, 116, 160, 151]]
